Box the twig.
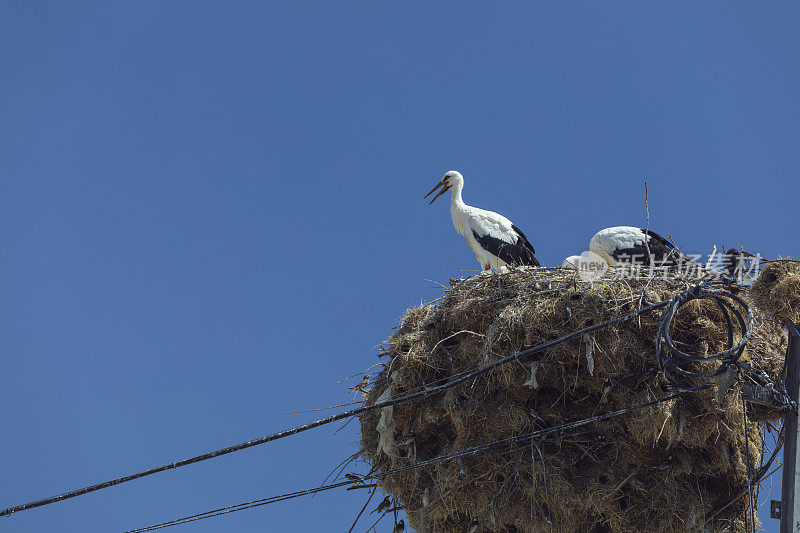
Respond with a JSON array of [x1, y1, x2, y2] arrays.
[[423, 278, 449, 290], [535, 443, 556, 530], [313, 452, 360, 499], [282, 401, 363, 414], [569, 441, 602, 464], [706, 245, 717, 269], [608, 471, 637, 499], [740, 389, 756, 533], [333, 364, 382, 386], [348, 486, 377, 533], [531, 435, 538, 533], [430, 330, 485, 355], [638, 180, 655, 328], [644, 180, 651, 260], [333, 416, 356, 437], [366, 507, 391, 532]]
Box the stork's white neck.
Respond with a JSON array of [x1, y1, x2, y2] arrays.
[[448, 180, 468, 236], [449, 180, 465, 209]]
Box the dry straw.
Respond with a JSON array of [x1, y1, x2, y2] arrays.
[[751, 260, 800, 326], [360, 266, 795, 533]]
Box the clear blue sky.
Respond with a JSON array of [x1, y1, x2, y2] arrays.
[[1, 2, 798, 532]]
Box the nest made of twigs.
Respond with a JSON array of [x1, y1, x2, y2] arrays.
[[751, 259, 800, 326], [359, 267, 790, 533]]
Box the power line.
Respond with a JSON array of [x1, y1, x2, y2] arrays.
[[122, 391, 689, 532], [702, 419, 784, 527], [123, 481, 354, 533], [0, 281, 775, 522], [741, 388, 756, 533], [0, 295, 677, 519]]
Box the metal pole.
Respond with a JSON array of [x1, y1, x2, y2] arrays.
[[781, 324, 800, 533]]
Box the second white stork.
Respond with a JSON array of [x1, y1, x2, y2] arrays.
[[589, 226, 682, 266], [424, 170, 540, 271]]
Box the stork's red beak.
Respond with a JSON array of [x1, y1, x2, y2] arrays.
[[424, 180, 450, 205]]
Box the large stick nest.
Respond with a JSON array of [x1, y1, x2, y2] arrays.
[[359, 267, 790, 533], [751, 259, 800, 326]]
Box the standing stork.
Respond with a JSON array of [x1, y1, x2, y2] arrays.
[[589, 226, 684, 266], [424, 170, 540, 271]]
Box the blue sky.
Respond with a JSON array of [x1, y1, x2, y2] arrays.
[[1, 2, 798, 531]]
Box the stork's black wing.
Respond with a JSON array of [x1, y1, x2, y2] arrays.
[[640, 229, 676, 251], [511, 225, 541, 267], [610, 229, 679, 265], [471, 224, 540, 267]]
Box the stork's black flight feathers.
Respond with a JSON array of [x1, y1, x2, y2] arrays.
[[605, 228, 679, 265], [471, 225, 541, 267]]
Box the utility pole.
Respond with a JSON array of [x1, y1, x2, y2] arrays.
[[781, 324, 800, 533]]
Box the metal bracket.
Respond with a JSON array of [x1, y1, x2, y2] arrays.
[[771, 499, 781, 519], [741, 383, 790, 411]]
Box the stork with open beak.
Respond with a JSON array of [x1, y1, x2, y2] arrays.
[[424, 170, 540, 272]]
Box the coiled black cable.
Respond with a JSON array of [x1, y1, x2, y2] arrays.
[[656, 283, 754, 391]]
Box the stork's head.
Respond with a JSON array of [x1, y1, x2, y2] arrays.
[[424, 170, 463, 205]]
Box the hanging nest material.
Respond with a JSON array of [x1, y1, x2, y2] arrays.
[[359, 267, 791, 533], [750, 259, 800, 326]]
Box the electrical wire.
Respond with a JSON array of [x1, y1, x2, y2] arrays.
[[702, 421, 784, 527], [0, 295, 678, 519], [122, 391, 689, 532], [740, 388, 756, 533], [1, 280, 786, 526], [123, 480, 353, 532]]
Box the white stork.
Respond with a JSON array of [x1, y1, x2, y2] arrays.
[[589, 226, 683, 266], [424, 170, 540, 272]]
